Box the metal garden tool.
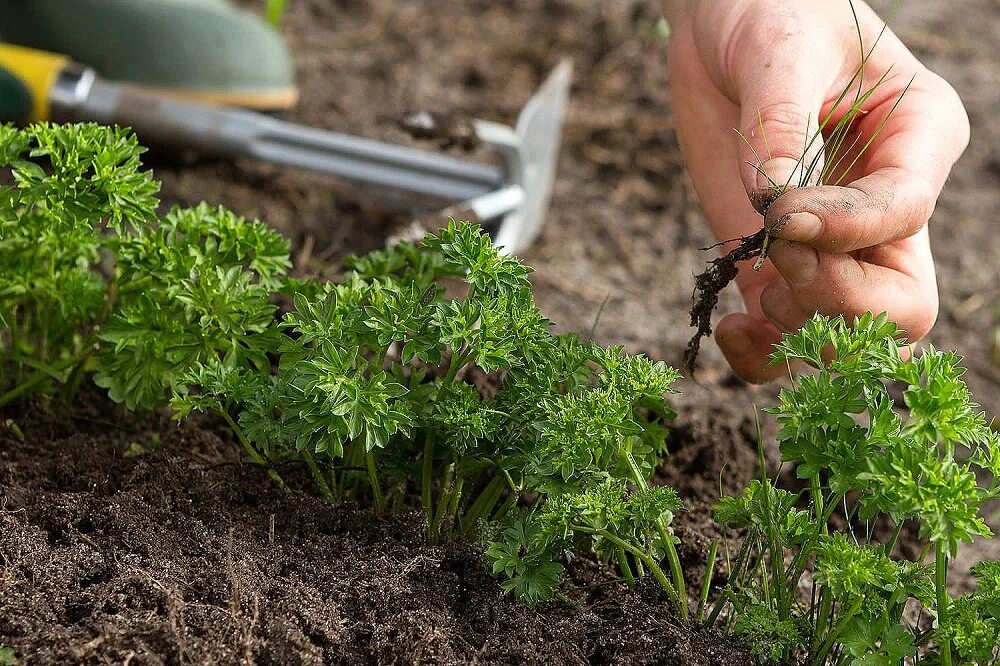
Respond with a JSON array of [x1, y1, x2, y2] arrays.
[[0, 43, 571, 256]]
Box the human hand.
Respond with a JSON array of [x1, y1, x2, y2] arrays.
[[664, 0, 970, 381]]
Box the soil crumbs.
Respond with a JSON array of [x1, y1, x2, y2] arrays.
[[0, 394, 752, 666]]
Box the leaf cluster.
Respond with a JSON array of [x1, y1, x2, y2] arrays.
[[0, 129, 685, 611], [0, 123, 158, 405], [710, 313, 1000, 665]]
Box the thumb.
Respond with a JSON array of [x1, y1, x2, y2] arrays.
[[734, 62, 827, 213]]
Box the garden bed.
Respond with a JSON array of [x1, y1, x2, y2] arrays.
[[2, 0, 999, 664], [0, 389, 755, 665]]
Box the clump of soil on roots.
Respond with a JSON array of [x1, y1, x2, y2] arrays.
[[683, 187, 786, 373], [683, 227, 768, 373]]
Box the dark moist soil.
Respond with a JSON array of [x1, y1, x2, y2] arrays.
[[0, 390, 754, 666], [3, 0, 1000, 663]]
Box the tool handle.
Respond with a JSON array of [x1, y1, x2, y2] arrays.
[[0, 44, 70, 122]]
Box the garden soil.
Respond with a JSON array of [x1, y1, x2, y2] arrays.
[[2, 0, 998, 663]]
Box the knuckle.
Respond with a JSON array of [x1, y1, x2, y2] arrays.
[[925, 71, 971, 150], [920, 69, 972, 153], [898, 184, 936, 237]]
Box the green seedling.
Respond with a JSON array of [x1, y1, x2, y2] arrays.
[[0, 123, 159, 408], [708, 313, 1000, 665]]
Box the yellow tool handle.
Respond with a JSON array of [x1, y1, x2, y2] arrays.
[[0, 43, 71, 122]]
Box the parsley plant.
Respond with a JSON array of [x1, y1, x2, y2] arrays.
[[709, 314, 1000, 665]]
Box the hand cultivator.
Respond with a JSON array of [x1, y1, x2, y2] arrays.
[[0, 43, 571, 256]]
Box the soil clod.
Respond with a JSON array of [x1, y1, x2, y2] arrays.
[[683, 186, 790, 374], [683, 228, 768, 374]]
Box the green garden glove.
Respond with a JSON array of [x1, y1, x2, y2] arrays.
[[0, 0, 298, 110]]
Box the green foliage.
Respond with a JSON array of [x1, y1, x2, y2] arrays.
[[0, 123, 158, 406], [935, 562, 1000, 666], [96, 203, 289, 410], [486, 518, 566, 603], [488, 478, 685, 605], [4, 124, 1000, 663], [732, 601, 806, 664], [0, 646, 14, 666], [709, 313, 1000, 665], [0, 127, 684, 610]]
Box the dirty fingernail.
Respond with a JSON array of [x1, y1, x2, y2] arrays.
[[768, 241, 819, 284], [778, 212, 822, 242]]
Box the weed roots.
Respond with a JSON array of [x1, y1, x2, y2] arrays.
[[683, 188, 785, 375]]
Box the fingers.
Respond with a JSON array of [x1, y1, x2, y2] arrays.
[[715, 262, 795, 383], [723, 4, 844, 206], [766, 169, 935, 254], [724, 231, 937, 383], [715, 313, 787, 383], [758, 283, 809, 333], [764, 230, 939, 341], [766, 72, 970, 252]]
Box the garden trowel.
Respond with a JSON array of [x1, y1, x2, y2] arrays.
[[0, 43, 572, 256]]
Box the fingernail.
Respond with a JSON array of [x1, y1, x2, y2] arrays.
[[755, 157, 801, 192], [779, 212, 822, 242], [768, 241, 819, 284], [719, 328, 754, 356]]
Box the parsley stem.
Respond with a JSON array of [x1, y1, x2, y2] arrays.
[[706, 530, 755, 626], [217, 408, 288, 492], [0, 347, 93, 408], [429, 464, 455, 538], [810, 475, 825, 535], [884, 519, 904, 557], [616, 549, 636, 588], [460, 473, 508, 537], [662, 535, 689, 620], [366, 451, 385, 512], [784, 491, 846, 617], [936, 544, 953, 666], [810, 586, 832, 654], [624, 450, 689, 619], [61, 345, 96, 401], [443, 347, 473, 383], [422, 431, 435, 533], [446, 477, 465, 532], [6, 306, 21, 384], [302, 448, 334, 500], [696, 539, 718, 624], [812, 595, 863, 665], [576, 525, 679, 608]]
